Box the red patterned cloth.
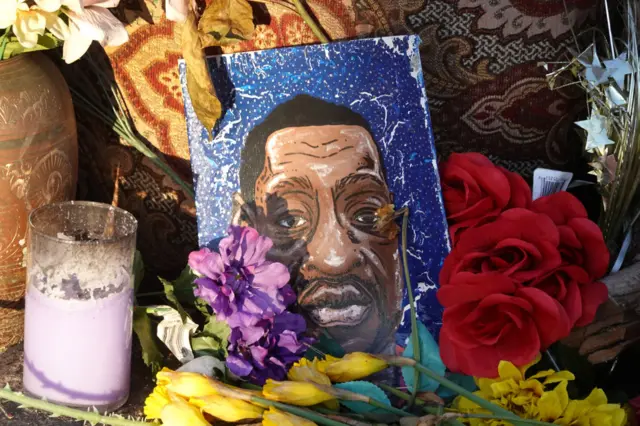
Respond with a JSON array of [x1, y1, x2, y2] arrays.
[[89, 0, 595, 279]]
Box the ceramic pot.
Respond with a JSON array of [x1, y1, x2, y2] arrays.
[[0, 53, 78, 350]]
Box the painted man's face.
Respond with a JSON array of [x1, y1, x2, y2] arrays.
[[252, 125, 403, 353]]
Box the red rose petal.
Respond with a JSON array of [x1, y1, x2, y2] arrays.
[[532, 192, 588, 225], [437, 273, 516, 307], [575, 281, 609, 327], [517, 287, 571, 348], [563, 281, 583, 326], [568, 218, 610, 280], [502, 167, 532, 209], [439, 308, 541, 378]]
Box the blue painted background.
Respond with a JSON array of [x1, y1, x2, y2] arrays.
[[179, 36, 450, 346]]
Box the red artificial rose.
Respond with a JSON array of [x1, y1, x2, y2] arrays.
[[531, 191, 609, 280], [438, 273, 570, 378], [527, 265, 609, 328], [439, 153, 531, 244], [439, 208, 561, 285]]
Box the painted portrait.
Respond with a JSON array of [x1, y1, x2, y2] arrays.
[[180, 36, 450, 355]]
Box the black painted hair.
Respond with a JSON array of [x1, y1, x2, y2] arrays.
[[239, 94, 375, 201]]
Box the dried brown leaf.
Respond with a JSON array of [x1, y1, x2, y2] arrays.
[[374, 204, 401, 239], [182, 11, 222, 136], [198, 0, 254, 46]]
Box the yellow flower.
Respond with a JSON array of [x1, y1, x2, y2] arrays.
[[457, 357, 575, 422], [288, 358, 332, 385], [160, 395, 211, 426], [190, 394, 264, 422], [157, 369, 220, 399], [554, 388, 626, 426], [324, 352, 388, 382], [288, 358, 339, 410], [143, 384, 171, 420], [537, 381, 569, 422], [262, 380, 336, 406], [262, 406, 318, 426]]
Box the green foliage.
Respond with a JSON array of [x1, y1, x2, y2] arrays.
[[335, 381, 391, 414], [1, 34, 60, 60], [132, 307, 163, 374], [401, 322, 446, 393], [159, 266, 197, 322], [191, 315, 230, 358]]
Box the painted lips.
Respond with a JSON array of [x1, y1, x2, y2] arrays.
[[298, 279, 373, 327]]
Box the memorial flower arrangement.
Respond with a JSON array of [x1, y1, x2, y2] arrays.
[[0, 154, 626, 425]]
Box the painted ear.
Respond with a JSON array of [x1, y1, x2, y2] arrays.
[[230, 192, 258, 228]]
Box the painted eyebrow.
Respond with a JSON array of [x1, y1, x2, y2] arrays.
[[270, 176, 314, 192], [333, 173, 387, 200], [282, 146, 354, 159]]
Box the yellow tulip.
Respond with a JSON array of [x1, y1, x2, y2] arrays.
[[288, 358, 332, 385], [190, 394, 264, 422], [324, 352, 388, 382], [157, 369, 219, 399], [262, 380, 336, 406], [160, 396, 211, 426], [288, 358, 339, 410], [262, 406, 318, 426], [143, 384, 171, 420]]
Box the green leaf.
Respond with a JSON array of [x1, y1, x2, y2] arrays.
[[191, 315, 231, 357], [195, 297, 212, 317], [437, 373, 477, 399], [3, 33, 60, 59], [304, 329, 346, 359], [335, 381, 391, 414], [132, 306, 164, 373], [401, 322, 445, 393], [159, 266, 197, 322], [133, 250, 144, 294]]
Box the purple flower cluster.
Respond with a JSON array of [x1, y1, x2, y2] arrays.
[[188, 226, 312, 384]]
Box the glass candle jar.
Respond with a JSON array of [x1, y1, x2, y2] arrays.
[[23, 201, 137, 412]]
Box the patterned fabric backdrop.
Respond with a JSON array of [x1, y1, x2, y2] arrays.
[[82, 0, 596, 282]]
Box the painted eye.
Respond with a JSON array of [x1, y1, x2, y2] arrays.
[[353, 209, 378, 226], [277, 215, 307, 229]]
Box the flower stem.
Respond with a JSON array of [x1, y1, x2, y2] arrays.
[[400, 207, 421, 406], [70, 76, 195, 199], [410, 362, 527, 424], [251, 396, 350, 426], [291, 0, 330, 43], [378, 383, 434, 411], [363, 396, 411, 417], [0, 388, 149, 426], [379, 384, 554, 426]]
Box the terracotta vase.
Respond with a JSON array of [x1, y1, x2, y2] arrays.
[[0, 53, 78, 350]]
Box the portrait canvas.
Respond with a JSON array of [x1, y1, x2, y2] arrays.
[[179, 35, 450, 355]]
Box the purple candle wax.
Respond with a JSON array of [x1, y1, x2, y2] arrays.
[[23, 281, 133, 409]]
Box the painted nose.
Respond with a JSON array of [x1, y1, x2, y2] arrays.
[[301, 210, 362, 275]]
